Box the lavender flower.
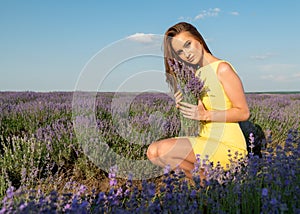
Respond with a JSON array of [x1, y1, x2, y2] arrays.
[[109, 165, 118, 187], [167, 58, 207, 100], [167, 58, 208, 136], [248, 132, 255, 156], [262, 188, 268, 197]]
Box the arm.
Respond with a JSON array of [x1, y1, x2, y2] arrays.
[[177, 62, 250, 122], [205, 62, 250, 122]]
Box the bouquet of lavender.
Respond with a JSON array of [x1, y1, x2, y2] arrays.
[[167, 58, 208, 136]]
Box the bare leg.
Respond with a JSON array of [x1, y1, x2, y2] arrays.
[[147, 137, 204, 180]]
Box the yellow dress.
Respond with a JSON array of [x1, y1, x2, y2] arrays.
[[184, 60, 247, 169]]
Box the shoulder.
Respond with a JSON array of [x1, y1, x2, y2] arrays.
[[217, 61, 235, 75], [216, 61, 240, 83]]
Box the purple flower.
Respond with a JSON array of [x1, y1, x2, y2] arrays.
[[248, 133, 255, 156], [19, 203, 27, 210], [262, 188, 268, 197], [109, 165, 118, 187], [64, 203, 71, 210], [167, 58, 208, 136], [167, 58, 207, 100], [6, 186, 15, 199], [270, 198, 278, 205], [164, 164, 171, 175]]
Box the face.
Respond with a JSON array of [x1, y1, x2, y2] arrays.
[[171, 31, 203, 65]]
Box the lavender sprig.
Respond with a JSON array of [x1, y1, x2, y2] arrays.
[[167, 58, 207, 100], [167, 58, 208, 136]]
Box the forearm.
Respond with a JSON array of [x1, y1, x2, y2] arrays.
[[177, 99, 250, 123], [205, 107, 250, 123]]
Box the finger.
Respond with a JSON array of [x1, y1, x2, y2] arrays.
[[175, 95, 183, 102], [179, 106, 193, 115], [175, 96, 183, 105], [181, 113, 194, 120], [181, 112, 192, 118], [175, 100, 183, 107], [179, 102, 195, 108], [174, 91, 183, 96], [175, 92, 183, 100]]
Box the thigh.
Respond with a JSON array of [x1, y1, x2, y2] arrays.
[[153, 137, 196, 163], [207, 143, 247, 169]]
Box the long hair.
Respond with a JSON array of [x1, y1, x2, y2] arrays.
[[163, 22, 212, 93]]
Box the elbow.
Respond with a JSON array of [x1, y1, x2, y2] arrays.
[[241, 109, 250, 121]]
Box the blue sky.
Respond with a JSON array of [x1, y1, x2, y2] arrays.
[[0, 0, 299, 92]]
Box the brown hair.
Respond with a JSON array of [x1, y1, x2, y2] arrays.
[[164, 22, 212, 92]]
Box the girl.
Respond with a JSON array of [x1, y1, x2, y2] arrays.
[[147, 22, 250, 180]]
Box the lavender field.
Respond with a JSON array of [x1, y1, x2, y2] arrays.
[[0, 91, 299, 213]]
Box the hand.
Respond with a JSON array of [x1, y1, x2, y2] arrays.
[[178, 99, 209, 121], [174, 91, 183, 108]]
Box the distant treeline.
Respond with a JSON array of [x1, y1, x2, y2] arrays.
[[246, 91, 300, 94]]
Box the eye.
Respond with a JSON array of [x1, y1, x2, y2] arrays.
[[176, 50, 183, 55], [185, 41, 191, 48]]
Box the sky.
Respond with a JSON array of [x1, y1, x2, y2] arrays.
[[0, 0, 299, 93]]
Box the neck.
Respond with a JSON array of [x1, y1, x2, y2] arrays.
[[200, 53, 219, 67]]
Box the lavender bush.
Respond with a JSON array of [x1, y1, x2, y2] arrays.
[[0, 91, 299, 213], [246, 93, 300, 147]]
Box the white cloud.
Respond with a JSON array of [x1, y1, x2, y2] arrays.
[[180, 8, 241, 22], [259, 64, 300, 82], [126, 33, 156, 43], [194, 8, 221, 20], [292, 72, 300, 78], [250, 52, 278, 60], [258, 63, 296, 72], [229, 11, 239, 16], [177, 16, 193, 22], [260, 74, 290, 82], [251, 55, 269, 60]]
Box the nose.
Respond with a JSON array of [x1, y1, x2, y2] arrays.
[[183, 49, 190, 59]]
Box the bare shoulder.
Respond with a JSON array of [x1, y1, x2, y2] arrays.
[[216, 61, 240, 83], [217, 61, 235, 75]]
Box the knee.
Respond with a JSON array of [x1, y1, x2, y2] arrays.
[[146, 143, 158, 160]]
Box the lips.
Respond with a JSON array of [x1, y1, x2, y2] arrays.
[[188, 55, 194, 63]]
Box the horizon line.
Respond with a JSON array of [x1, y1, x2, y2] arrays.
[[1, 90, 300, 94]]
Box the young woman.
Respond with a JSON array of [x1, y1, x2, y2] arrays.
[[147, 22, 250, 180]]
